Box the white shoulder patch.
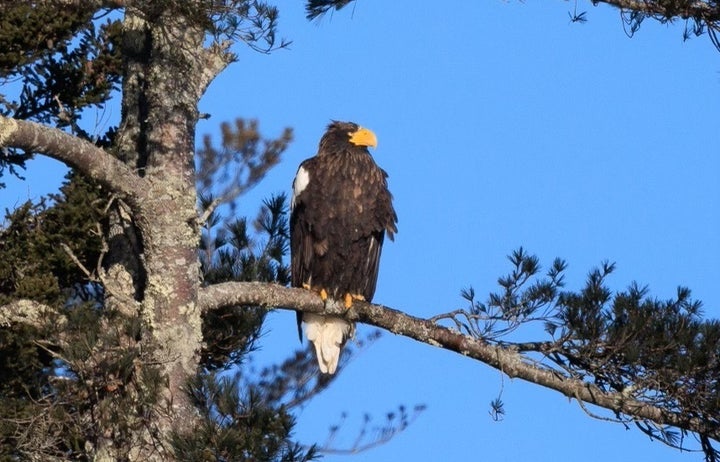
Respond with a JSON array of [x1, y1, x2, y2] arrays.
[[291, 166, 310, 210]]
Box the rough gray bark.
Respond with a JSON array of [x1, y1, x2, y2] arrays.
[[1, 4, 232, 459], [0, 117, 140, 198]]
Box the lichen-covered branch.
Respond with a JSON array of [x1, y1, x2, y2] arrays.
[[199, 41, 236, 96], [0, 116, 143, 200], [198, 281, 720, 442], [0, 299, 62, 328]]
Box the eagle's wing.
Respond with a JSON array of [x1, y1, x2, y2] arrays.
[[361, 230, 385, 302], [290, 160, 318, 340], [290, 161, 310, 289], [354, 163, 395, 300], [377, 167, 398, 241]]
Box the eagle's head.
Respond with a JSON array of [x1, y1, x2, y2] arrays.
[[318, 121, 378, 156]]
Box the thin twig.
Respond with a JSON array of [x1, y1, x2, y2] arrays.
[[60, 243, 94, 279]]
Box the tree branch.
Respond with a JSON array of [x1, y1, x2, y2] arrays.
[[306, 0, 720, 29], [199, 42, 236, 98], [0, 299, 63, 329], [599, 0, 720, 22], [0, 116, 143, 200], [33, 0, 125, 8], [198, 281, 720, 442]]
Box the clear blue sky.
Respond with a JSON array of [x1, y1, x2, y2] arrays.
[[2, 1, 719, 460]]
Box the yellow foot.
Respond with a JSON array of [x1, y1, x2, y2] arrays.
[[302, 284, 329, 303], [343, 293, 365, 309]]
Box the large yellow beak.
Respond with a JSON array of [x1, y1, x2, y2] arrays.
[[348, 127, 378, 149]]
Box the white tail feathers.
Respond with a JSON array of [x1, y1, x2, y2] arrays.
[[303, 313, 354, 374]]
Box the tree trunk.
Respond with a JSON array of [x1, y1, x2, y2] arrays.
[[100, 7, 206, 460]]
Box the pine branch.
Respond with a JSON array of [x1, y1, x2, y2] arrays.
[[198, 281, 720, 443], [305, 0, 720, 22], [599, 0, 720, 22], [32, 0, 125, 6], [305, 0, 354, 21]]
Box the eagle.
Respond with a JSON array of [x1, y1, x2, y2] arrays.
[[291, 121, 397, 374]]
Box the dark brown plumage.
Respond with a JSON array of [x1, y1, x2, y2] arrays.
[[290, 121, 397, 374]]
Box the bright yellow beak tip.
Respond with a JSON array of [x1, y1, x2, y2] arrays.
[[348, 127, 378, 149]]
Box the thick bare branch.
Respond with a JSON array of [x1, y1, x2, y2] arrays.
[[0, 116, 143, 200], [198, 282, 324, 314], [0, 299, 62, 328], [198, 281, 719, 442], [199, 42, 236, 97]]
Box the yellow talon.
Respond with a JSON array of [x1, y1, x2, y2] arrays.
[[302, 283, 328, 302], [344, 293, 365, 309]]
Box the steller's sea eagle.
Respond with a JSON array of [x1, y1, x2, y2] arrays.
[[290, 121, 397, 374]]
